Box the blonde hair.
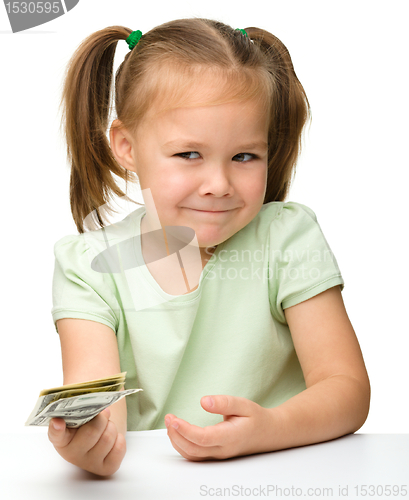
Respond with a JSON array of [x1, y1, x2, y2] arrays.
[[60, 18, 310, 233]]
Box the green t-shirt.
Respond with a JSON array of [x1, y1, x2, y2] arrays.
[[51, 201, 344, 430]]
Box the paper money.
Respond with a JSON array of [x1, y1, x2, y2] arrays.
[[38, 372, 128, 396], [25, 372, 142, 428]]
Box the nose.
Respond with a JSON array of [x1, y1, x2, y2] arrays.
[[197, 162, 234, 197]]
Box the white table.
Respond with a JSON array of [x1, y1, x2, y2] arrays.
[[1, 429, 408, 500]]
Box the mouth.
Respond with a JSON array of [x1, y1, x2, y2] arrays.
[[187, 208, 233, 213]]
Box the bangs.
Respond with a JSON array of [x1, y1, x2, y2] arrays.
[[127, 60, 274, 130]]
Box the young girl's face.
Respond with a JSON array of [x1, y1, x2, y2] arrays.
[[115, 95, 269, 261]]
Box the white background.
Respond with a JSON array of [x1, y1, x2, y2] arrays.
[[0, 0, 408, 434]]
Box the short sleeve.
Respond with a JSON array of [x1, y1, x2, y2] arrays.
[[51, 234, 120, 334], [268, 202, 345, 324]]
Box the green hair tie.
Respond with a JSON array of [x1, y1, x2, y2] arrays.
[[235, 28, 248, 37], [126, 30, 142, 50]]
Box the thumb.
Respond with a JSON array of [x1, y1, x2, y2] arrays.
[[48, 418, 75, 448], [200, 395, 254, 417]]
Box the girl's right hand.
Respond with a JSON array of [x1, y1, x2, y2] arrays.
[[47, 408, 126, 476]]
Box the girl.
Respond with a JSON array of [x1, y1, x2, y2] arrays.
[[48, 18, 370, 476]]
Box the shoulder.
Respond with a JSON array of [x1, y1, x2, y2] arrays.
[[266, 202, 345, 323], [233, 201, 320, 247], [263, 200, 342, 275], [262, 200, 333, 253], [260, 200, 318, 223], [53, 207, 145, 258], [53, 233, 96, 269], [254, 201, 320, 240]]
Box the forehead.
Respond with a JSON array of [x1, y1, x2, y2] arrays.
[[140, 62, 272, 125], [136, 95, 269, 148]]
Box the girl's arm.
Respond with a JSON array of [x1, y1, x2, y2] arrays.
[[165, 285, 371, 459], [266, 284, 370, 450], [48, 318, 127, 475]]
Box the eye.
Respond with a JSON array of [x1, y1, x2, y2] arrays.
[[176, 152, 201, 160], [233, 153, 258, 162]]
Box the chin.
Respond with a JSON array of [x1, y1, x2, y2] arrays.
[[196, 236, 228, 251]]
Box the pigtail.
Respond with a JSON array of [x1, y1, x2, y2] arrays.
[[245, 27, 311, 203], [60, 25, 138, 233]]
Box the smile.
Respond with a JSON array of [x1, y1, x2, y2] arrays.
[[188, 209, 231, 214]]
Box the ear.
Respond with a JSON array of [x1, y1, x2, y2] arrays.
[[110, 119, 138, 174]]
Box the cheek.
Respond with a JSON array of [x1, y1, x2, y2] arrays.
[[242, 168, 267, 201], [150, 174, 190, 208], [162, 171, 193, 196]]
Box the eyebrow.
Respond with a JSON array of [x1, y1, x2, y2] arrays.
[[162, 139, 268, 151]]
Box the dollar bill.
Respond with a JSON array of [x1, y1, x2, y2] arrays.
[[39, 372, 127, 396], [26, 372, 142, 428]]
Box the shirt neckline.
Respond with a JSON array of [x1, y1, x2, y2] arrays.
[[132, 209, 225, 302]]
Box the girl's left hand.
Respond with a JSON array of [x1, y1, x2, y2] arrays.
[[164, 395, 275, 461]]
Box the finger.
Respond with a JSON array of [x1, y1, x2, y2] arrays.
[[164, 413, 176, 427], [101, 430, 127, 475], [102, 408, 111, 419], [87, 418, 116, 457], [168, 434, 206, 461], [85, 420, 126, 476], [166, 415, 231, 449], [167, 422, 222, 460], [201, 395, 255, 417], [48, 418, 76, 448], [69, 410, 111, 455]]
